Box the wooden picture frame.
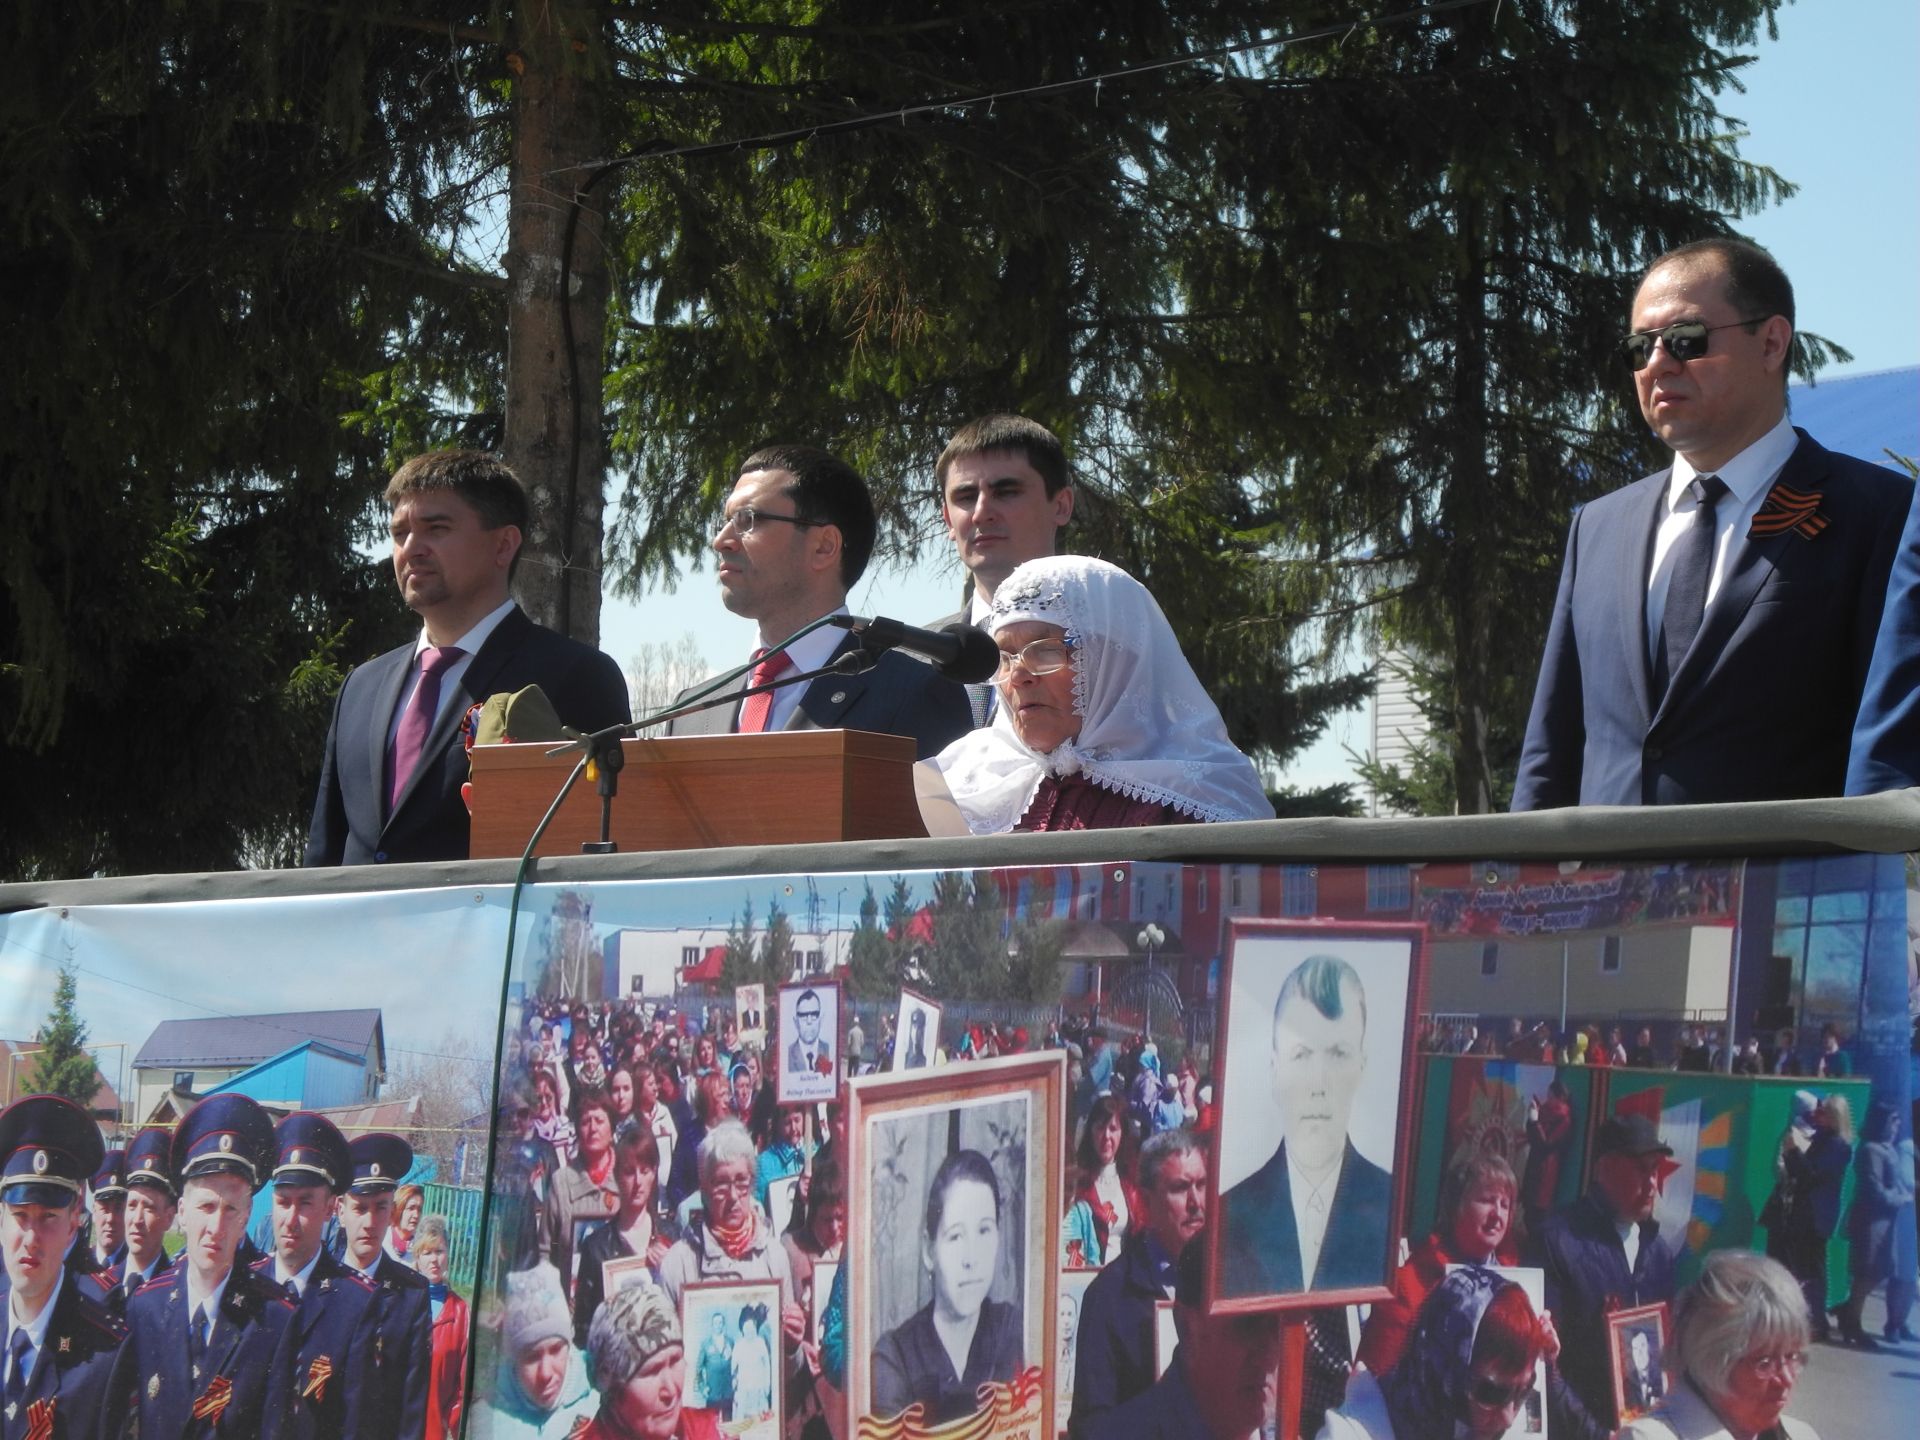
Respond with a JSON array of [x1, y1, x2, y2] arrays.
[[1208, 920, 1426, 1314], [1447, 1263, 1550, 1437], [735, 982, 767, 1045], [1056, 1266, 1100, 1437], [681, 1278, 783, 1440], [890, 986, 943, 1072], [847, 1050, 1066, 1436], [1609, 1302, 1670, 1427], [810, 1259, 840, 1344], [598, 1254, 657, 1301], [776, 978, 843, 1107]]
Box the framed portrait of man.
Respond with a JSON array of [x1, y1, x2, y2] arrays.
[[682, 1278, 783, 1440], [1608, 1302, 1670, 1427], [735, 982, 767, 1043], [890, 987, 942, 1072], [1209, 920, 1424, 1313], [847, 1051, 1066, 1437], [776, 979, 842, 1106]]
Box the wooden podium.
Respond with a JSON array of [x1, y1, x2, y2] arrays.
[[465, 729, 927, 858]]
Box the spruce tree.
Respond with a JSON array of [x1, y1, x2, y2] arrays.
[[28, 964, 99, 1105]]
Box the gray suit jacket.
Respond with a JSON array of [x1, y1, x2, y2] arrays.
[[665, 633, 972, 759]]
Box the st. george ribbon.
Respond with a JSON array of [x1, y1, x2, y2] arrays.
[[825, 614, 1001, 684]]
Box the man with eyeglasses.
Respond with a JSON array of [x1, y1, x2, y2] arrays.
[[1513, 238, 1912, 810], [784, 989, 831, 1077], [927, 415, 1076, 727], [666, 445, 971, 757]]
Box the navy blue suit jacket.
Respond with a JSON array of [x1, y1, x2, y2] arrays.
[[104, 1262, 300, 1440], [1086, 1345, 1211, 1440], [1067, 1237, 1165, 1438], [359, 1253, 431, 1440], [0, 1272, 125, 1440], [665, 634, 971, 759], [1848, 478, 1920, 793], [305, 605, 631, 865], [1513, 431, 1913, 808], [1217, 1139, 1392, 1298], [250, 1251, 381, 1440]]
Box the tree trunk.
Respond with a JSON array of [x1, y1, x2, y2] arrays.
[[1447, 200, 1496, 815], [503, 1, 609, 643]]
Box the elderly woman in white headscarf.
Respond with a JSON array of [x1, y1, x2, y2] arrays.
[[917, 556, 1274, 833]]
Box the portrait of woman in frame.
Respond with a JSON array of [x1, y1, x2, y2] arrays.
[[847, 1051, 1065, 1437]]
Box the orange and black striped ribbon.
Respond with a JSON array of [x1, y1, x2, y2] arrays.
[[1749, 482, 1828, 539], [191, 1375, 234, 1424]]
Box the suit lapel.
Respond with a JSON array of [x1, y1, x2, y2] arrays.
[[364, 647, 415, 823], [1266, 1142, 1305, 1292], [1621, 472, 1669, 728], [675, 667, 748, 735], [785, 636, 867, 732], [161, 1270, 194, 1420], [1657, 436, 1826, 722]]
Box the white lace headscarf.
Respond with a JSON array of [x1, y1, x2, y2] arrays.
[[927, 556, 1275, 833]]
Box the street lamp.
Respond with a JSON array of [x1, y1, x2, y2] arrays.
[[1137, 924, 1166, 1040]]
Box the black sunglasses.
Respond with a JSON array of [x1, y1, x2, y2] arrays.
[[1622, 316, 1769, 370], [1468, 1375, 1534, 1410]]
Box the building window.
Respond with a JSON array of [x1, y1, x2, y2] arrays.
[[1230, 870, 1244, 907], [1282, 866, 1317, 917], [1135, 877, 1148, 912], [1163, 874, 1176, 911], [806, 950, 823, 973], [1602, 936, 1622, 973], [681, 946, 700, 966], [172, 1071, 194, 1092], [1197, 871, 1209, 913], [1480, 942, 1499, 977], [1367, 865, 1411, 911], [1769, 854, 1897, 1035]]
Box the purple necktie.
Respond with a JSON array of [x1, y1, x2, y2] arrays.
[[388, 645, 464, 811]]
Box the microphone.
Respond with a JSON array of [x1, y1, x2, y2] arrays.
[[829, 615, 1001, 684]]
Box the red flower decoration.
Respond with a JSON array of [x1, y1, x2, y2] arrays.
[[815, 1056, 833, 1076]]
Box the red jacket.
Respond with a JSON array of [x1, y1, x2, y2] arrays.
[[574, 1407, 723, 1440], [1356, 1230, 1520, 1376], [426, 1289, 471, 1440]]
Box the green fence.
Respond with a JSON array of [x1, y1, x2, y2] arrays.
[[423, 1181, 486, 1296]]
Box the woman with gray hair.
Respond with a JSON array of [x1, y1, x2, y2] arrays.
[[578, 1284, 721, 1440], [1619, 1249, 1822, 1440], [659, 1120, 805, 1346]]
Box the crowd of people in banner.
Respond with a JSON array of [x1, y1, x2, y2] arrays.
[[455, 982, 1920, 1440]]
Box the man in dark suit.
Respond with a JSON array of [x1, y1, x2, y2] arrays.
[[103, 1093, 300, 1440], [925, 416, 1076, 728], [1069, 1130, 1208, 1438], [0, 1095, 128, 1440], [784, 989, 830, 1073], [1848, 481, 1920, 793], [1513, 239, 1912, 809], [665, 445, 970, 756], [1219, 954, 1391, 1299], [1088, 1238, 1281, 1440], [305, 449, 631, 865], [87, 1129, 177, 1318]]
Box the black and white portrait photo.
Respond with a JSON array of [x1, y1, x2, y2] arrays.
[[776, 979, 841, 1106], [891, 988, 942, 1072], [1211, 922, 1422, 1311], [848, 1053, 1065, 1437], [682, 1278, 783, 1440], [1609, 1303, 1670, 1426], [736, 982, 766, 1040]]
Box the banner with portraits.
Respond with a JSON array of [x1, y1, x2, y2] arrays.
[[0, 843, 1912, 1440]]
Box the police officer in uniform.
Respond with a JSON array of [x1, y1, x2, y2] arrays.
[[101, 1093, 299, 1439], [84, 1151, 129, 1280], [255, 1114, 380, 1440], [337, 1135, 429, 1440], [83, 1131, 178, 1319], [0, 1094, 127, 1440]]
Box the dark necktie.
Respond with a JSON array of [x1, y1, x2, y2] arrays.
[[1653, 474, 1727, 702], [387, 644, 465, 810], [737, 648, 792, 733], [284, 1279, 301, 1303], [190, 1305, 210, 1371], [5, 1327, 30, 1405]]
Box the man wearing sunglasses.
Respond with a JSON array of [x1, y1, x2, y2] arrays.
[[1513, 238, 1913, 810], [666, 445, 971, 757]]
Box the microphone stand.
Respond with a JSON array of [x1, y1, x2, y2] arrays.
[[529, 638, 881, 857]]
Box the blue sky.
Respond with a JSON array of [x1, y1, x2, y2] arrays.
[[600, 0, 1918, 785]]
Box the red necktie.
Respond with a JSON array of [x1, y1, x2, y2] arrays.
[[388, 644, 464, 810], [737, 648, 793, 733]]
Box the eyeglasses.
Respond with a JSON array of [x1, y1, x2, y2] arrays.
[[795, 1009, 821, 1022], [994, 639, 1072, 682], [1467, 1375, 1534, 1411], [1622, 316, 1770, 370], [1739, 1350, 1807, 1380], [715, 505, 823, 537]]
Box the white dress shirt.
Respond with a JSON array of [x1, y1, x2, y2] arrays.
[[751, 606, 849, 733], [385, 595, 518, 750], [1644, 413, 1797, 656], [1289, 1148, 1346, 1288]]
